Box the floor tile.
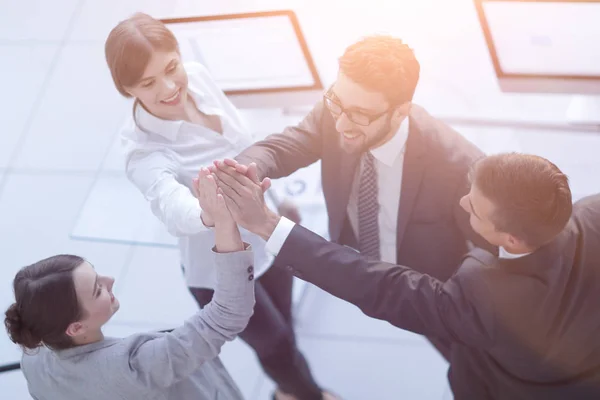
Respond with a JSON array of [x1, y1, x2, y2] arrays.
[[0, 371, 31, 400], [12, 43, 130, 172], [68, 0, 180, 43], [453, 125, 524, 155], [0, 0, 79, 41], [0, 45, 58, 168], [0, 172, 131, 277], [443, 126, 600, 201], [556, 163, 600, 202], [109, 245, 195, 328], [100, 130, 128, 173], [516, 129, 600, 166], [255, 335, 450, 400], [0, 335, 23, 367], [70, 173, 176, 247], [219, 336, 266, 399]]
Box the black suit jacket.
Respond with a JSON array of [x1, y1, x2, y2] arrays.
[[274, 194, 600, 399], [237, 102, 493, 281]]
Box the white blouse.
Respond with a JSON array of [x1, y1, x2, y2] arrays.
[[121, 62, 273, 288]]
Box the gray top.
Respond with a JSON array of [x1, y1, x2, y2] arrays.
[[21, 246, 255, 400]]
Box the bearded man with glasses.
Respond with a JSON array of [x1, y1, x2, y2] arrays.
[[233, 35, 495, 360]]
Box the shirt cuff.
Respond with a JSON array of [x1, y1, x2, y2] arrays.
[[185, 202, 212, 233], [265, 217, 296, 256]]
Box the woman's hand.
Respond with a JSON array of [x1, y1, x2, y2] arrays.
[[192, 170, 215, 228], [193, 168, 243, 253], [193, 168, 233, 226]]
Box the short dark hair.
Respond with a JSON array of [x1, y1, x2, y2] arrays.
[[338, 35, 420, 105], [4, 255, 85, 351], [471, 153, 572, 248]]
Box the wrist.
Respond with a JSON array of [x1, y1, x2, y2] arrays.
[[200, 211, 215, 228], [255, 208, 281, 241], [214, 219, 237, 232], [214, 222, 243, 253]]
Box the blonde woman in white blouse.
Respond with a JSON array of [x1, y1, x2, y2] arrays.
[[105, 12, 338, 400]]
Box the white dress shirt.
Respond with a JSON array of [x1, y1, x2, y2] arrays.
[[499, 247, 531, 259], [121, 62, 273, 289], [346, 120, 409, 263], [266, 120, 410, 262]]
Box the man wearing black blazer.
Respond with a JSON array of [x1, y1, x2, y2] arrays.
[[235, 35, 493, 287], [210, 153, 600, 399]]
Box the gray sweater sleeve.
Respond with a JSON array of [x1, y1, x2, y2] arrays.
[[125, 245, 255, 388]]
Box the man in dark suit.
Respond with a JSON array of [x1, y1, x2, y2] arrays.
[[208, 152, 600, 399], [235, 35, 493, 286]]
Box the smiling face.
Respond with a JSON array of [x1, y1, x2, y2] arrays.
[[330, 36, 420, 154], [124, 51, 190, 121], [325, 72, 408, 154]]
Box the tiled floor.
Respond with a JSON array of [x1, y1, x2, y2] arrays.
[[1, 0, 600, 399]]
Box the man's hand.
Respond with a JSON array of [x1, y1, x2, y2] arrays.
[[218, 159, 270, 191], [193, 168, 234, 225], [277, 198, 302, 224], [212, 160, 280, 241], [221, 159, 302, 224]]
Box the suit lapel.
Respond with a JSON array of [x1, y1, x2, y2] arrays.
[[321, 112, 360, 242], [396, 117, 427, 249]]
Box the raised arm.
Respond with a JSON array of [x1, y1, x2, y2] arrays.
[[125, 149, 214, 236], [211, 162, 496, 349], [124, 169, 254, 389], [234, 101, 326, 180], [276, 223, 496, 349]]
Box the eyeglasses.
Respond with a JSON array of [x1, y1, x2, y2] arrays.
[[323, 88, 392, 126]]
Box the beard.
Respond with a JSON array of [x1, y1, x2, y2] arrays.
[[363, 113, 397, 152], [339, 113, 401, 154]]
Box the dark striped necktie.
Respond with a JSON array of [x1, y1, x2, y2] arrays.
[[357, 152, 380, 260]]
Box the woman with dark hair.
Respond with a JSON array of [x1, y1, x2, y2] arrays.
[[4, 170, 255, 400], [105, 12, 336, 400]]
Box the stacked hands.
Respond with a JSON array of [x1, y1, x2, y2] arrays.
[[192, 159, 294, 240]]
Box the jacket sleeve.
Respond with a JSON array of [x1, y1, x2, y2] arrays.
[[234, 101, 326, 180], [276, 224, 496, 349], [125, 246, 255, 388]]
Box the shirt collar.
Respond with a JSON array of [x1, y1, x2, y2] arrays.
[[55, 337, 120, 359], [499, 246, 531, 259], [370, 118, 410, 167], [135, 80, 219, 142]]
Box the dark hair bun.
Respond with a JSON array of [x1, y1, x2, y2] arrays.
[[4, 303, 41, 350]]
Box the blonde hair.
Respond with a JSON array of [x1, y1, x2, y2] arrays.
[[105, 13, 180, 128], [339, 35, 420, 106]]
